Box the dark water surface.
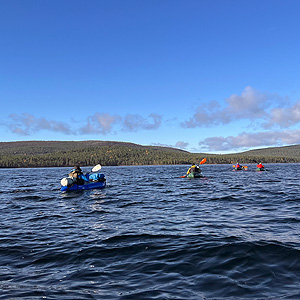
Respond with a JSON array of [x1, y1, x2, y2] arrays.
[[0, 164, 300, 299]]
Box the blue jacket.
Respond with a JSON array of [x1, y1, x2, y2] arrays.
[[78, 173, 89, 182]]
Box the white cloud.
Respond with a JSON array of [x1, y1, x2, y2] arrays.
[[264, 100, 300, 128], [182, 100, 228, 128], [80, 113, 120, 134], [199, 130, 300, 152], [151, 142, 173, 148], [175, 141, 189, 149], [122, 113, 162, 132], [80, 112, 163, 134], [182, 86, 270, 128], [7, 113, 73, 135], [225, 86, 267, 118], [4, 112, 163, 137]]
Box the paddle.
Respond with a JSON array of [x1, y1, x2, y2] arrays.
[[92, 164, 101, 172], [180, 158, 206, 178], [200, 158, 206, 165]]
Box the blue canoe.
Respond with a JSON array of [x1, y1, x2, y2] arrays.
[[61, 180, 106, 192]]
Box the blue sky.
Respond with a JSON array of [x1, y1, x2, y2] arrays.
[[1, 0, 300, 153]]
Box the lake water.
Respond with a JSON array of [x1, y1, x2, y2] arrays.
[[0, 164, 299, 299]]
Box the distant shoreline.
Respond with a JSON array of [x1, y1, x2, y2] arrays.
[[0, 140, 299, 168]]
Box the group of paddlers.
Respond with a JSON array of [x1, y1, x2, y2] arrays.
[[66, 161, 266, 185], [185, 161, 266, 175], [235, 162, 265, 170]]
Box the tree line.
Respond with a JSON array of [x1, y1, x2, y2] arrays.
[[0, 144, 299, 168]]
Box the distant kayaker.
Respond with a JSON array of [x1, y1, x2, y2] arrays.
[[236, 163, 243, 170], [257, 162, 264, 169], [187, 163, 201, 175]]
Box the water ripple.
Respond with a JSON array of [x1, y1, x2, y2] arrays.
[[0, 164, 300, 299]]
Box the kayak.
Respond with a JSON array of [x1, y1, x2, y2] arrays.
[[186, 172, 203, 178], [234, 167, 243, 171], [233, 166, 248, 171], [256, 168, 266, 171], [60, 173, 106, 192], [61, 180, 106, 192]]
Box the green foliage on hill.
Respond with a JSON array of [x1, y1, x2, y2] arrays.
[[241, 144, 300, 158], [0, 141, 299, 168]]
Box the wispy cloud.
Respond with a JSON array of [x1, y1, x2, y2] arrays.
[[175, 141, 189, 149], [151, 142, 173, 148], [122, 113, 162, 132], [225, 86, 268, 119], [7, 113, 73, 135], [199, 130, 300, 152], [181, 86, 271, 128], [80, 113, 162, 134], [181, 86, 300, 152], [5, 87, 300, 154], [5, 112, 163, 137], [181, 86, 280, 128], [182, 100, 227, 128], [79, 113, 120, 135], [151, 141, 189, 150], [264, 100, 300, 128]]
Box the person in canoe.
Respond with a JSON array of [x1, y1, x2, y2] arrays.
[[68, 165, 89, 185], [61, 164, 106, 191], [235, 163, 243, 170], [256, 162, 265, 171], [187, 163, 202, 175]]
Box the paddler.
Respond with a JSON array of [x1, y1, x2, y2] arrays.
[[68, 165, 89, 184], [256, 162, 265, 169], [236, 162, 243, 170], [187, 163, 201, 175]]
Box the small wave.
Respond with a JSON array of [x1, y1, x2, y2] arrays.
[[1, 165, 300, 299], [10, 189, 35, 194], [13, 195, 43, 201]]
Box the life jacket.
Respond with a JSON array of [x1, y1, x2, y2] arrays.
[[187, 165, 196, 174]]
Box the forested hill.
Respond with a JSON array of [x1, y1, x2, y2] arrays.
[[241, 144, 300, 158], [0, 141, 299, 168], [0, 141, 165, 155]]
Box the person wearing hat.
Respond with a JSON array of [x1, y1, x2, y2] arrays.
[[68, 165, 89, 185]]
